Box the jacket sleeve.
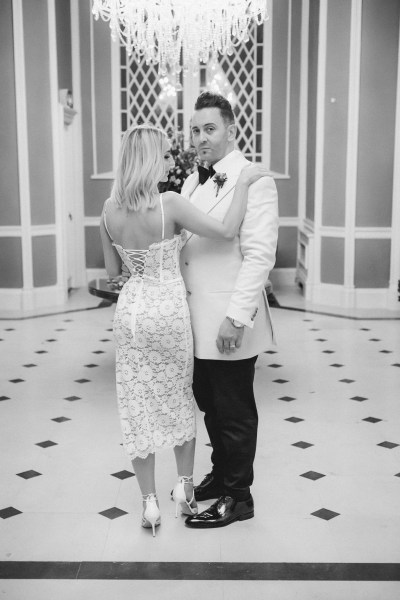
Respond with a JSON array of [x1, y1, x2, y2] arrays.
[[226, 176, 279, 328]]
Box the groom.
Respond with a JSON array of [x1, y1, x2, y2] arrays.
[[180, 92, 279, 528]]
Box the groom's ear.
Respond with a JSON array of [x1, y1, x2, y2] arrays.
[[227, 122, 236, 142]]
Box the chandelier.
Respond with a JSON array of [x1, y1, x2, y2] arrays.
[[92, 0, 268, 75]]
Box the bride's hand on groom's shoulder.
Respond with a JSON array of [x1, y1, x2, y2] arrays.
[[238, 163, 272, 186]]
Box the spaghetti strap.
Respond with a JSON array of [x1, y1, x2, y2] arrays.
[[103, 199, 114, 242], [160, 194, 165, 241]]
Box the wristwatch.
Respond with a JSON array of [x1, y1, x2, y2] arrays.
[[227, 316, 245, 328]]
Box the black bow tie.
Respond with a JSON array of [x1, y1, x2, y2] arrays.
[[198, 165, 216, 185]]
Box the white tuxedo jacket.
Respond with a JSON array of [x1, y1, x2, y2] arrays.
[[180, 150, 279, 360]]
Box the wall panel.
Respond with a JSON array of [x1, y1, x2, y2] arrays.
[[322, 0, 350, 227], [0, 0, 20, 227], [356, 0, 399, 227], [23, 0, 55, 226], [32, 235, 57, 287], [354, 239, 391, 288]]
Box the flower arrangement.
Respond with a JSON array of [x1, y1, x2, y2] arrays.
[[213, 172, 228, 196], [160, 130, 200, 193]]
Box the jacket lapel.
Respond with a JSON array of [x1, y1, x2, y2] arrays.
[[185, 151, 248, 243]]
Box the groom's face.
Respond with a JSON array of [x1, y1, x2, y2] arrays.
[[190, 108, 235, 165]]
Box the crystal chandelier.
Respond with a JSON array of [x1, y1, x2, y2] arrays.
[[92, 0, 268, 75]]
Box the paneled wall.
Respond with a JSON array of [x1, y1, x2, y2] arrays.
[[297, 0, 400, 309], [1, 0, 399, 312], [0, 0, 79, 311]]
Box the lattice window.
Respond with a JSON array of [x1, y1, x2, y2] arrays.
[[120, 47, 184, 134], [200, 23, 264, 162]]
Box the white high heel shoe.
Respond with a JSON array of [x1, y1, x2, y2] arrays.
[[172, 475, 198, 517], [141, 493, 161, 537]]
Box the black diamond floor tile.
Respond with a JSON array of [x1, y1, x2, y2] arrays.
[[46, 339, 57, 342], [75, 379, 90, 384], [315, 338, 327, 342], [52, 416, 71, 423], [362, 417, 382, 423], [279, 396, 296, 402], [111, 470, 135, 480], [64, 396, 81, 401], [99, 507, 128, 520], [322, 350, 335, 354], [92, 350, 105, 354], [35, 440, 58, 448], [311, 508, 340, 521], [380, 350, 393, 353], [351, 396, 368, 402], [285, 417, 304, 423], [264, 350, 277, 354], [268, 364, 282, 368], [330, 364, 344, 368], [340, 379, 355, 383], [300, 471, 325, 481], [4, 328, 15, 331], [0, 396, 10, 401], [35, 350, 48, 354], [23, 364, 37, 368], [369, 338, 381, 342], [391, 363, 400, 367], [17, 470, 42, 480], [84, 364, 98, 368], [100, 339, 111, 342], [292, 441, 314, 449], [395, 473, 400, 478], [273, 379, 288, 384], [360, 328, 370, 331], [0, 507, 22, 519], [9, 379, 25, 384], [377, 441, 399, 449], [309, 328, 320, 331], [55, 328, 66, 331]]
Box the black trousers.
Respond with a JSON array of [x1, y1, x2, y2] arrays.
[[193, 355, 258, 501]]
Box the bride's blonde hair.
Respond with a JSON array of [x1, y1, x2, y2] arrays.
[[111, 124, 167, 211]]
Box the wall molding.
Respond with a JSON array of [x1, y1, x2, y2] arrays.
[[12, 0, 32, 291], [298, 0, 309, 223], [389, 10, 400, 305], [344, 0, 362, 289]]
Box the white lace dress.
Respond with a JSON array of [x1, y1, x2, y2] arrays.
[[105, 197, 196, 460]]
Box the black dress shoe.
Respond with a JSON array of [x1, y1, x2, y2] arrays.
[[185, 495, 254, 528], [193, 472, 224, 502]]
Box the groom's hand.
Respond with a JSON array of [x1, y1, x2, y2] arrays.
[[216, 318, 245, 355]]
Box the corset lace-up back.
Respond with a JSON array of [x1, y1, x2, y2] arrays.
[[104, 194, 195, 461]]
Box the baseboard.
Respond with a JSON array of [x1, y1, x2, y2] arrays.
[[0, 285, 68, 312]]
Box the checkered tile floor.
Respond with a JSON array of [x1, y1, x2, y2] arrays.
[[0, 288, 399, 599]]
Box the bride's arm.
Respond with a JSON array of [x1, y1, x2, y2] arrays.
[[165, 164, 270, 240], [100, 207, 122, 277]]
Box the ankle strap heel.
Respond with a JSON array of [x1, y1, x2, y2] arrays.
[[142, 493, 161, 537], [172, 476, 198, 517]]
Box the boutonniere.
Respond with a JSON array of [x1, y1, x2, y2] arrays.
[[212, 172, 227, 196]]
